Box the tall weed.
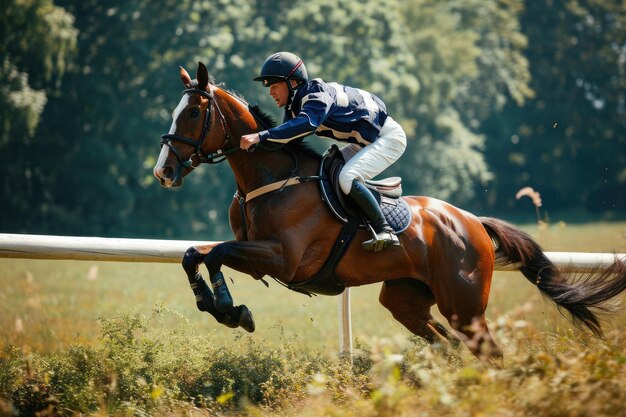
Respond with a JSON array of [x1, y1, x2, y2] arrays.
[[1, 306, 625, 416], [0, 306, 335, 415]]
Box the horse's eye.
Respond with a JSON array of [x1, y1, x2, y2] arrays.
[[190, 108, 200, 118]]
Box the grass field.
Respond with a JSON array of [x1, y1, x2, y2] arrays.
[[1, 221, 625, 415]]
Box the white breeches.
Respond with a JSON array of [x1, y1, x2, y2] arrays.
[[338, 116, 407, 195]]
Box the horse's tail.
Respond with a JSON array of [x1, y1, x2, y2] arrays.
[[479, 216, 626, 337]]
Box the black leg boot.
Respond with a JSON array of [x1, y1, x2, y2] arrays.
[[348, 179, 400, 252]]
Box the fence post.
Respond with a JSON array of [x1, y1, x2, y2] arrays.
[[338, 288, 353, 363]]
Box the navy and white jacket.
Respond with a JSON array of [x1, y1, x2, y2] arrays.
[[258, 79, 388, 146]]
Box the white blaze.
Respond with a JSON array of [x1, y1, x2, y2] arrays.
[[155, 94, 190, 172], [168, 94, 190, 135]]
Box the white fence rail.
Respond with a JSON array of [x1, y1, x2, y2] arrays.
[[2, 233, 623, 270], [1, 233, 625, 359], [0, 233, 213, 263]]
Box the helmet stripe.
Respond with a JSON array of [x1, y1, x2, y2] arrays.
[[286, 60, 303, 78]]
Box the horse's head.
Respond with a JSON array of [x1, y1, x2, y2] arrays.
[[154, 62, 233, 187]]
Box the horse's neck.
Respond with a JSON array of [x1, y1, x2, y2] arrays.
[[229, 145, 308, 196], [215, 89, 300, 195]]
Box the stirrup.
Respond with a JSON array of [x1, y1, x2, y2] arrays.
[[362, 230, 400, 252]]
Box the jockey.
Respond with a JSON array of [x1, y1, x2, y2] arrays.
[[240, 52, 407, 252]]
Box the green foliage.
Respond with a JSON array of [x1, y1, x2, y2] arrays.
[[0, 59, 47, 138], [44, 345, 108, 411], [0, 347, 25, 395], [0, 307, 334, 415], [2, 308, 626, 416], [1, 0, 624, 238], [0, 0, 76, 138], [0, 0, 77, 240], [395, 0, 531, 201], [483, 0, 626, 215]]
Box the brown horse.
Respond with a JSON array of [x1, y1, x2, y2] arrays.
[[153, 62, 626, 366]]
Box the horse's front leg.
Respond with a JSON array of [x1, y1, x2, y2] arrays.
[[182, 243, 254, 332], [203, 239, 286, 318]]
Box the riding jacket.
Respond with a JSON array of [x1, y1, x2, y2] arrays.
[[258, 79, 388, 147]]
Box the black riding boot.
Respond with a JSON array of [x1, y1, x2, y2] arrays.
[[348, 179, 400, 252]]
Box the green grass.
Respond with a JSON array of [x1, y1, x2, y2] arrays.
[[1, 221, 625, 415]]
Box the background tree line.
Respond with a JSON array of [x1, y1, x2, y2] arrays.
[[1, 0, 624, 240]]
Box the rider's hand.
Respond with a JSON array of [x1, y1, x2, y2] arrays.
[[240, 133, 260, 151]]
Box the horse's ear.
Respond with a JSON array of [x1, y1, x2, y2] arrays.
[[196, 62, 209, 90], [180, 66, 192, 88]]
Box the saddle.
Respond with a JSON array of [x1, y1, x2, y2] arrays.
[[286, 145, 411, 297], [319, 145, 411, 233]]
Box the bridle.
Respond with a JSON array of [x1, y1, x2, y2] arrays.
[[160, 85, 310, 204], [160, 88, 238, 177]]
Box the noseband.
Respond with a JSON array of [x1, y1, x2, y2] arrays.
[[160, 88, 238, 175]]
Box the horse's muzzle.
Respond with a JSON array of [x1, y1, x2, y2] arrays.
[[153, 164, 183, 188]]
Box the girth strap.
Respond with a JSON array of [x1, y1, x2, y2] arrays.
[[286, 213, 359, 296], [237, 194, 248, 241]]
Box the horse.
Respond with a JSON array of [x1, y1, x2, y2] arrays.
[[153, 62, 626, 366]]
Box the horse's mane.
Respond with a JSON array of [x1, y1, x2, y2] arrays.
[[248, 105, 277, 130], [200, 77, 277, 130], [284, 139, 325, 160], [249, 106, 324, 160]]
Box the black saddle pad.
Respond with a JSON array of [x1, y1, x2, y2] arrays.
[[319, 147, 411, 234]]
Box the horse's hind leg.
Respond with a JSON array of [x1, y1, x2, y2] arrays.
[[450, 313, 502, 367], [182, 245, 254, 332], [379, 279, 460, 347], [435, 273, 503, 367]]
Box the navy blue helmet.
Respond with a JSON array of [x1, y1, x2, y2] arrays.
[[253, 52, 309, 87]]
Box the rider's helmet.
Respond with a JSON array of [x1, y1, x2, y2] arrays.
[[253, 52, 308, 87]]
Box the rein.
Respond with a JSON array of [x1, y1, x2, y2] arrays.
[[160, 88, 238, 177]]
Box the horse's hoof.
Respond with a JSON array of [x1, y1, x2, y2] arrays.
[[237, 305, 255, 333]]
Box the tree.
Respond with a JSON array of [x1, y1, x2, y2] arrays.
[[2, 0, 291, 238], [394, 0, 531, 203], [0, 0, 77, 231], [0, 0, 545, 238], [483, 0, 626, 217]]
